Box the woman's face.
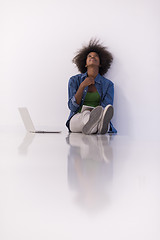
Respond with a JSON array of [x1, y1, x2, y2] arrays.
[[86, 52, 100, 68]]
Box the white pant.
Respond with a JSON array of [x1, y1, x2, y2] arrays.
[[70, 110, 98, 134]]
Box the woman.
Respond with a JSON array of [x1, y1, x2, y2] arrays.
[[66, 39, 117, 134]]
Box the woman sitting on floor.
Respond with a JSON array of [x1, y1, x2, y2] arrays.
[[66, 39, 117, 135]]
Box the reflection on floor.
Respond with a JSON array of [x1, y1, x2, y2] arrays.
[[0, 128, 160, 240], [66, 133, 113, 211]]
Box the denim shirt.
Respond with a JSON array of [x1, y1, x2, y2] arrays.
[[66, 72, 117, 133]]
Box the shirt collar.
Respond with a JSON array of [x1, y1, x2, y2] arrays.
[[81, 72, 88, 79], [81, 72, 101, 84]]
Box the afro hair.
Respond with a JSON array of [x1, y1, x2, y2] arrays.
[[72, 39, 113, 76]]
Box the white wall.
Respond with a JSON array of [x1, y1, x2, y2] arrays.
[[1, 0, 160, 138]]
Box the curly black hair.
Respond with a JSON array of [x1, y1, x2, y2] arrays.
[[72, 39, 113, 76]]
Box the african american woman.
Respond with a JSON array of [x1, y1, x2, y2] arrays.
[[66, 39, 117, 135]]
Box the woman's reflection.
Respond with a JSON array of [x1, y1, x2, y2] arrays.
[[66, 133, 114, 212]]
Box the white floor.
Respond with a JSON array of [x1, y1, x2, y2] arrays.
[[0, 127, 160, 240]]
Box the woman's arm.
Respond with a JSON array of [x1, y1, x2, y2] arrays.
[[75, 77, 95, 105], [68, 76, 95, 112]]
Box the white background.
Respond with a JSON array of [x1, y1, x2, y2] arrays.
[[1, 0, 160, 138]]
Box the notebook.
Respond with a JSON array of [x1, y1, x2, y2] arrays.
[[18, 107, 61, 133]]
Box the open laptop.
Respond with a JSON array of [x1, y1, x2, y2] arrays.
[[18, 107, 61, 133]]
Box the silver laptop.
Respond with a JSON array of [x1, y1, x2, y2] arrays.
[[18, 107, 61, 133]]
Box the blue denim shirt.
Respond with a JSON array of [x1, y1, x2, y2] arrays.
[[66, 72, 117, 133]]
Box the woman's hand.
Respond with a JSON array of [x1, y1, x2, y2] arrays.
[[74, 77, 94, 105], [74, 77, 95, 105], [81, 77, 95, 88]]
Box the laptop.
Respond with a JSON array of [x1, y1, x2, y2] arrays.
[[18, 107, 61, 133]]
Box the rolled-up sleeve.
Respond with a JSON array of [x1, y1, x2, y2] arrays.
[[68, 77, 80, 112]]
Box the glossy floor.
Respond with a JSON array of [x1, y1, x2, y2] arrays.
[[0, 128, 160, 240]]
